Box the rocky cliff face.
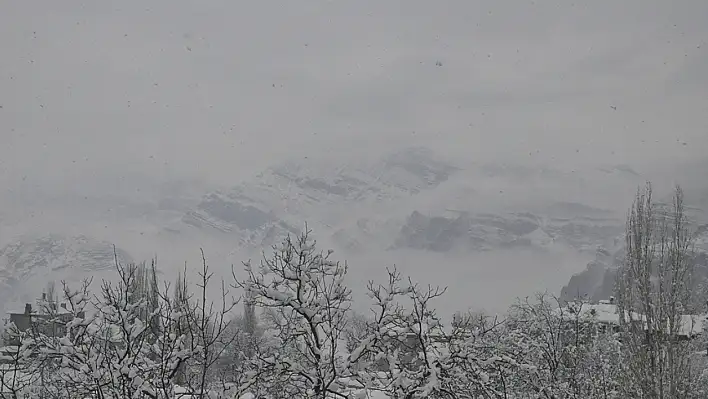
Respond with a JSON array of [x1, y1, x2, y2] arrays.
[[560, 221, 708, 303], [560, 246, 623, 302]]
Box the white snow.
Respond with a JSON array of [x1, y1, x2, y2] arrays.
[[555, 301, 706, 337]]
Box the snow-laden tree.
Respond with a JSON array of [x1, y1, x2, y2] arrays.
[[441, 310, 536, 399], [26, 260, 191, 399], [578, 328, 624, 399], [0, 324, 37, 399], [361, 271, 448, 399], [384, 280, 513, 399], [234, 229, 521, 399], [356, 271, 545, 399], [233, 230, 358, 399], [177, 250, 239, 398], [502, 294, 571, 399], [362, 274, 479, 399], [498, 293, 627, 399]]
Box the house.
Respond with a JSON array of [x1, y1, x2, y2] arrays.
[[2, 293, 84, 346], [555, 298, 706, 340]]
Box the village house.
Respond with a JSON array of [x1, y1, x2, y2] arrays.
[[1, 293, 83, 348], [555, 297, 706, 341]]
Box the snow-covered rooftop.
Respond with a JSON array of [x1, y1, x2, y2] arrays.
[[554, 301, 706, 337]]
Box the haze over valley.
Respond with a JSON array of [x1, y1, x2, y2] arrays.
[[2, 0, 708, 317]]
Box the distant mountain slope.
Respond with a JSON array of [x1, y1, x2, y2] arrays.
[[179, 147, 461, 248], [0, 234, 133, 313], [174, 147, 646, 256], [393, 204, 623, 253]]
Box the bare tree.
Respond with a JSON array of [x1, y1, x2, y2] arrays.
[[615, 183, 699, 399], [45, 281, 58, 309], [181, 249, 238, 398]]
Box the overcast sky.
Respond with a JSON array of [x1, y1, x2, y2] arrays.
[[1, 0, 707, 194]]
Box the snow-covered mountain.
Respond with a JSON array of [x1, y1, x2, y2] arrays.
[[178, 147, 461, 250], [174, 147, 640, 258], [0, 234, 133, 313], [0, 147, 660, 315]]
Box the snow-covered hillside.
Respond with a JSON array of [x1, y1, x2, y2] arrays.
[[0, 234, 133, 314]]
